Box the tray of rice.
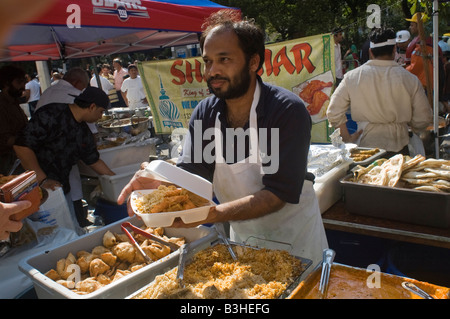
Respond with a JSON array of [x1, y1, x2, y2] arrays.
[[130, 160, 215, 227], [127, 241, 312, 299]]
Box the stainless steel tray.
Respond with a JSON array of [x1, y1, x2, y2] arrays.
[[349, 147, 386, 167], [127, 239, 312, 299]]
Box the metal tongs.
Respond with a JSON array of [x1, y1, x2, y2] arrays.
[[176, 243, 189, 288], [120, 222, 181, 263], [213, 223, 237, 261], [318, 248, 336, 299], [402, 281, 435, 299]]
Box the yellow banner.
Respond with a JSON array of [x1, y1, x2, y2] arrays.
[[139, 33, 335, 142]]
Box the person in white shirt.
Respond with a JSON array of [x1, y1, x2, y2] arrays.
[[120, 64, 148, 110], [23, 73, 40, 117], [90, 69, 114, 104], [326, 27, 432, 156]]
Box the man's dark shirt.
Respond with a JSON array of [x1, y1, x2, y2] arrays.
[[178, 77, 313, 204], [15, 103, 99, 193]]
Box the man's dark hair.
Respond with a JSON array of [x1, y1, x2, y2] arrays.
[[200, 9, 265, 72], [0, 65, 25, 90], [369, 27, 396, 57]]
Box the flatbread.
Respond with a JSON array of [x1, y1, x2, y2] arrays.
[[415, 158, 450, 169], [380, 154, 404, 187], [414, 185, 444, 193], [423, 168, 450, 179], [401, 177, 439, 185], [402, 171, 438, 179], [402, 154, 425, 172], [358, 166, 388, 186]]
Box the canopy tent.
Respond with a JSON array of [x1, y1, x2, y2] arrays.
[[0, 0, 239, 62]]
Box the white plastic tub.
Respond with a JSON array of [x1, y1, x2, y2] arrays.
[[18, 216, 216, 299], [99, 163, 141, 202], [313, 160, 351, 213], [78, 142, 156, 177]]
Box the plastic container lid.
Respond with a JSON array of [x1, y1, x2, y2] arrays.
[[144, 160, 213, 201]]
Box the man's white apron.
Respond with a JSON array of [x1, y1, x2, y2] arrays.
[[212, 83, 328, 268]]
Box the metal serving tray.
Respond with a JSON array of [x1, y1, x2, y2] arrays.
[[287, 263, 450, 299], [18, 216, 216, 299], [340, 174, 450, 228], [127, 240, 312, 299], [349, 147, 386, 167]]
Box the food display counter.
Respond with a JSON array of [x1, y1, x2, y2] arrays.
[[322, 200, 450, 249]]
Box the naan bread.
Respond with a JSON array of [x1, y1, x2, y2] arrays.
[[380, 154, 404, 187], [402, 171, 438, 179], [359, 166, 388, 186], [423, 168, 450, 179], [402, 154, 425, 172]]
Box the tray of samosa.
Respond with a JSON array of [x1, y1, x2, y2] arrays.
[[127, 241, 312, 299], [18, 216, 216, 299], [340, 154, 450, 228]]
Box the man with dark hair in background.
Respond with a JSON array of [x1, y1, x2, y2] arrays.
[[14, 87, 115, 229]]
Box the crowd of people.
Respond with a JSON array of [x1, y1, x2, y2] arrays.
[[0, 55, 150, 240]]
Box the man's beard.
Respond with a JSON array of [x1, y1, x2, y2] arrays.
[[207, 62, 251, 100]]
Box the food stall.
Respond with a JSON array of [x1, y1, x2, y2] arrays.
[[10, 150, 450, 300]]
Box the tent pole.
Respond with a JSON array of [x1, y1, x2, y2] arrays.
[[35, 61, 51, 92], [433, 0, 440, 159]]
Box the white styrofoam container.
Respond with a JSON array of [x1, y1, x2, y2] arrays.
[[313, 160, 351, 214], [18, 216, 216, 299], [99, 163, 141, 202], [78, 142, 156, 177], [131, 160, 215, 228]]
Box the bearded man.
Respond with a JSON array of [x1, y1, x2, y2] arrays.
[[118, 10, 328, 269]]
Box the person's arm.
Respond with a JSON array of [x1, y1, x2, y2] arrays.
[[13, 145, 61, 189], [121, 88, 129, 107], [89, 159, 115, 176], [336, 122, 362, 143], [409, 78, 433, 133], [23, 88, 31, 101], [171, 189, 285, 228]]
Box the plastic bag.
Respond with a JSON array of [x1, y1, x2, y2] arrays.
[[408, 133, 425, 157], [28, 187, 79, 233]]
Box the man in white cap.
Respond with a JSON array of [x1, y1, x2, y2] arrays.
[[395, 30, 411, 66], [326, 27, 432, 157]]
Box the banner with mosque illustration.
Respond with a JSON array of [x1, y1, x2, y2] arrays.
[[139, 33, 335, 142]]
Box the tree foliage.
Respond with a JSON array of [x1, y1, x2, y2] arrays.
[[215, 0, 450, 51]]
